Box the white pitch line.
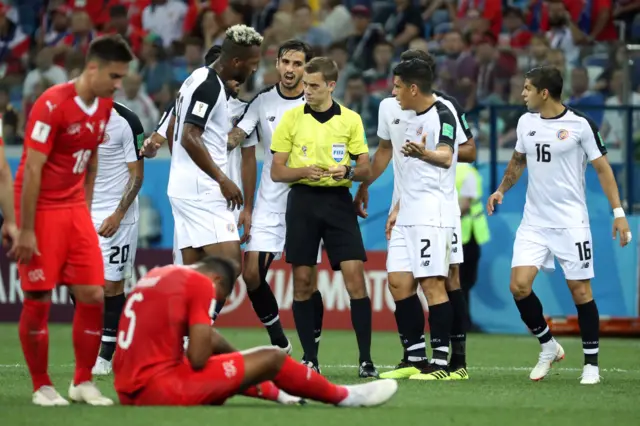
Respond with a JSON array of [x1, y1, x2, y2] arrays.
[[0, 363, 636, 374]]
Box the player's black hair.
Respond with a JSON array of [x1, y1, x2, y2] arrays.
[[393, 59, 434, 94], [86, 34, 134, 64], [400, 49, 436, 74], [277, 39, 313, 63], [196, 255, 238, 295], [304, 56, 339, 82], [524, 66, 563, 101], [205, 45, 222, 66], [220, 25, 263, 61]]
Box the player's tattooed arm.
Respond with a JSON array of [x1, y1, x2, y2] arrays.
[[84, 150, 98, 210], [182, 123, 228, 182], [497, 151, 527, 194], [227, 127, 248, 151], [116, 161, 144, 217]]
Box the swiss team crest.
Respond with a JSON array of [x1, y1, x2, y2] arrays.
[[416, 126, 423, 136], [557, 129, 569, 140], [332, 143, 346, 162]]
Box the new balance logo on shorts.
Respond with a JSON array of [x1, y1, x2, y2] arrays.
[[582, 262, 590, 269]]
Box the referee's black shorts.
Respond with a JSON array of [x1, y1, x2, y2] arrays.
[[285, 184, 367, 271]]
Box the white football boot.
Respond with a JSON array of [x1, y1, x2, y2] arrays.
[[277, 339, 293, 355], [33, 386, 70, 406], [68, 381, 114, 406], [530, 340, 565, 381], [579, 364, 601, 385], [337, 379, 398, 407], [91, 357, 112, 376]]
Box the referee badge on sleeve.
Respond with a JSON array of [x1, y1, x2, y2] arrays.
[[332, 143, 346, 162]]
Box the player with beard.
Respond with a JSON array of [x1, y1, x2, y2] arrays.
[[226, 40, 325, 356], [141, 25, 262, 318]]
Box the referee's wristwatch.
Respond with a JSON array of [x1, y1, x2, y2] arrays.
[[344, 165, 355, 180]]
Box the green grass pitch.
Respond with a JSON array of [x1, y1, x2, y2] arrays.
[[1, 325, 639, 426]]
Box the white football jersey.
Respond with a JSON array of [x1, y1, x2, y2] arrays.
[[515, 108, 606, 228], [91, 103, 144, 225], [168, 66, 229, 200], [227, 96, 258, 193], [236, 84, 305, 213], [155, 103, 173, 139], [396, 101, 458, 228]]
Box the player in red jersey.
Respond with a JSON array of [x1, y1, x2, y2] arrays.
[[113, 256, 398, 407], [0, 136, 18, 247], [9, 35, 134, 407]]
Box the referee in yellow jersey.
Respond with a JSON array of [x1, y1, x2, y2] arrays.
[[270, 57, 378, 378]]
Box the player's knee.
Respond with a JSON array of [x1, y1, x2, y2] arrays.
[[104, 280, 124, 297], [23, 290, 52, 303], [567, 280, 592, 304], [420, 277, 448, 305], [341, 261, 368, 299], [242, 267, 261, 292], [445, 266, 461, 291], [71, 285, 104, 305], [509, 279, 532, 299], [388, 273, 417, 300]]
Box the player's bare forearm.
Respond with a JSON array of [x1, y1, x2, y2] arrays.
[[364, 140, 392, 188], [227, 127, 247, 152], [421, 144, 453, 168], [115, 161, 144, 218], [459, 197, 472, 216], [271, 152, 305, 182], [20, 150, 46, 231], [352, 153, 372, 182], [458, 138, 477, 163], [210, 328, 237, 354], [592, 156, 623, 209], [0, 150, 15, 223], [182, 123, 227, 183], [84, 150, 98, 210], [241, 146, 256, 210], [497, 151, 527, 194]]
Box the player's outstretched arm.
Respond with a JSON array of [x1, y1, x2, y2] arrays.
[[497, 150, 527, 194], [84, 150, 98, 210], [227, 127, 248, 151], [591, 156, 632, 246]]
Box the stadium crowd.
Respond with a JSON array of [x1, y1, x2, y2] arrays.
[[0, 0, 639, 149]]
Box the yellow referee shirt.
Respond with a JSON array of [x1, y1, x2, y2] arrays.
[[271, 102, 369, 188]]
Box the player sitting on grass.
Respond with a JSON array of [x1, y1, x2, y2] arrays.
[[112, 255, 398, 406]]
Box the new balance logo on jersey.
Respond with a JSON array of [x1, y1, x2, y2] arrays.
[[267, 116, 276, 122], [392, 119, 400, 124], [528, 131, 536, 136]]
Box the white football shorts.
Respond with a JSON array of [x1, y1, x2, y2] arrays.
[[170, 196, 240, 250], [449, 217, 464, 265], [387, 224, 453, 278], [93, 220, 139, 282], [246, 208, 322, 263], [511, 224, 595, 280]]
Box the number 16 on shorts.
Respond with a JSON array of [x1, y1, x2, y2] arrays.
[[387, 225, 453, 278]]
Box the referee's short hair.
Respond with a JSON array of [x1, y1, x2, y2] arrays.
[[400, 49, 436, 74], [393, 59, 434, 94], [304, 57, 339, 83], [278, 39, 313, 62], [525, 66, 563, 101]]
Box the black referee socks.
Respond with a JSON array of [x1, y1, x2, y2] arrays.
[[293, 298, 318, 364], [350, 297, 373, 363], [99, 293, 126, 361], [312, 290, 324, 354], [248, 282, 288, 348], [514, 291, 553, 344], [576, 300, 600, 366], [448, 289, 468, 367], [394, 294, 427, 362]]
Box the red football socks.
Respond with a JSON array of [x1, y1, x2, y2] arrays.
[[73, 302, 104, 385], [273, 356, 348, 405], [19, 299, 53, 392], [243, 381, 281, 402]]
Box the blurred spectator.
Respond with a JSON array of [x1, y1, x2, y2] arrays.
[[384, 0, 422, 50], [566, 66, 605, 127], [546, 0, 582, 66], [318, 0, 353, 43], [579, 0, 617, 42], [142, 0, 188, 48], [39, 5, 71, 50], [343, 74, 381, 146], [191, 8, 222, 48], [327, 42, 357, 102], [250, 0, 277, 34], [614, 0, 640, 41], [546, 48, 570, 97], [594, 43, 640, 95], [24, 77, 54, 125], [262, 11, 294, 47], [455, 0, 502, 38], [223, 2, 249, 30], [501, 7, 532, 49], [518, 34, 549, 72], [438, 30, 478, 111], [173, 36, 204, 82], [421, 0, 450, 38], [293, 4, 331, 48], [184, 0, 229, 34], [116, 72, 160, 135], [601, 68, 640, 147], [107, 5, 146, 58], [363, 40, 395, 97], [61, 10, 98, 56], [497, 73, 526, 148], [22, 47, 67, 101], [139, 34, 174, 99], [0, 84, 19, 144], [345, 5, 385, 71], [0, 4, 30, 81], [475, 34, 517, 104]]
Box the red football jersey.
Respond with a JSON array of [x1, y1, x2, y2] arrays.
[[14, 82, 112, 210], [113, 266, 216, 395]]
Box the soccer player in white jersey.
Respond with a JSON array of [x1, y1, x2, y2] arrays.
[[154, 26, 262, 317], [486, 66, 632, 385], [227, 40, 324, 355], [384, 59, 459, 381], [355, 50, 475, 380], [90, 102, 145, 375]]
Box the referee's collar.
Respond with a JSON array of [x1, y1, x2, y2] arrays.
[[304, 101, 341, 124]]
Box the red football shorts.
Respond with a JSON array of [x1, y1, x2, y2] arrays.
[[118, 353, 246, 406], [18, 205, 104, 291]]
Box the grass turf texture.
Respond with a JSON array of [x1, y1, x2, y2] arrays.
[[1, 325, 639, 426]]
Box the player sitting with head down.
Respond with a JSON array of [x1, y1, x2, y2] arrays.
[[10, 35, 134, 406], [487, 66, 632, 384], [112, 256, 398, 407]]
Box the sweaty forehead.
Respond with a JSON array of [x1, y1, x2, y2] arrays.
[[280, 50, 305, 63]]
